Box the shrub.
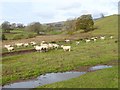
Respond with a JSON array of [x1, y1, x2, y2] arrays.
[[27, 33, 36, 38], [12, 34, 24, 40], [1, 34, 7, 40]]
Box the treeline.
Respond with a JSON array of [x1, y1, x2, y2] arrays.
[[1, 14, 95, 39], [1, 21, 25, 33]]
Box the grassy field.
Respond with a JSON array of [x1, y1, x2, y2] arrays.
[[36, 66, 118, 88], [4, 29, 37, 40], [2, 38, 118, 85], [1, 15, 118, 87]]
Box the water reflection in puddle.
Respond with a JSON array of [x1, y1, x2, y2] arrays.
[[2, 65, 112, 89], [89, 65, 112, 71], [3, 72, 86, 88]]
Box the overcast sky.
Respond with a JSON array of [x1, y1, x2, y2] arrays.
[[0, 0, 119, 25]]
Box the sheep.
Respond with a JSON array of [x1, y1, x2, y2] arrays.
[[41, 41, 46, 44], [24, 43, 29, 47], [30, 42, 36, 46], [48, 43, 54, 49], [76, 41, 80, 45], [65, 39, 70, 43], [93, 39, 97, 42], [4, 45, 11, 48], [40, 43, 49, 51], [41, 45, 49, 52], [85, 39, 90, 43], [15, 43, 23, 48], [34, 45, 42, 52], [6, 46, 14, 52], [100, 36, 105, 40], [53, 44, 59, 49], [91, 37, 97, 42], [110, 36, 113, 39], [61, 45, 71, 52], [41, 43, 48, 46]]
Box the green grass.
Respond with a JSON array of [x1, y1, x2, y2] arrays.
[[4, 29, 37, 40], [2, 38, 118, 85], [2, 15, 118, 87], [93, 15, 118, 36], [46, 30, 64, 35], [37, 66, 118, 88]]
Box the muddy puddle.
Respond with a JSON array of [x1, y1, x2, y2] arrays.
[[2, 65, 112, 89], [89, 65, 112, 71]]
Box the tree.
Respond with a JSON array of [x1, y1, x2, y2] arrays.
[[64, 18, 77, 34], [47, 24, 55, 32], [17, 23, 24, 28], [1, 33, 7, 40], [100, 13, 104, 18], [76, 14, 94, 32], [26, 22, 42, 34], [10, 23, 16, 30], [1, 21, 11, 33]]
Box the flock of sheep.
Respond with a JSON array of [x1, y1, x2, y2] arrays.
[[4, 35, 114, 52]]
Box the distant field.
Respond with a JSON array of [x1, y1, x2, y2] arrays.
[[3, 29, 37, 40]]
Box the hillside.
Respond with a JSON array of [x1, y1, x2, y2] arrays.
[[92, 15, 118, 36], [2, 15, 118, 45]]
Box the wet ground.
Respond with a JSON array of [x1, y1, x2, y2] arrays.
[[2, 49, 36, 57], [2, 65, 112, 89]]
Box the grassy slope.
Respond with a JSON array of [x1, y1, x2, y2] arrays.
[[2, 15, 118, 86], [93, 15, 118, 36], [37, 66, 118, 88]]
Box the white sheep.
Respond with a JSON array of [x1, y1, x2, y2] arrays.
[[41, 43, 48, 46], [48, 43, 54, 49], [15, 43, 23, 48], [61, 45, 71, 52], [76, 41, 80, 45], [65, 39, 70, 42], [41, 41, 46, 44], [85, 39, 90, 43], [34, 45, 43, 52], [110, 36, 113, 39], [93, 39, 97, 42], [24, 43, 29, 47], [6, 46, 14, 52], [92, 38, 97, 41], [100, 36, 105, 40], [4, 45, 11, 48], [30, 42, 36, 46], [41, 45, 49, 52], [53, 44, 59, 49]]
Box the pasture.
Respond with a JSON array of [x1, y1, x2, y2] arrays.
[[3, 29, 37, 40], [2, 37, 118, 85], [1, 15, 118, 88]]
